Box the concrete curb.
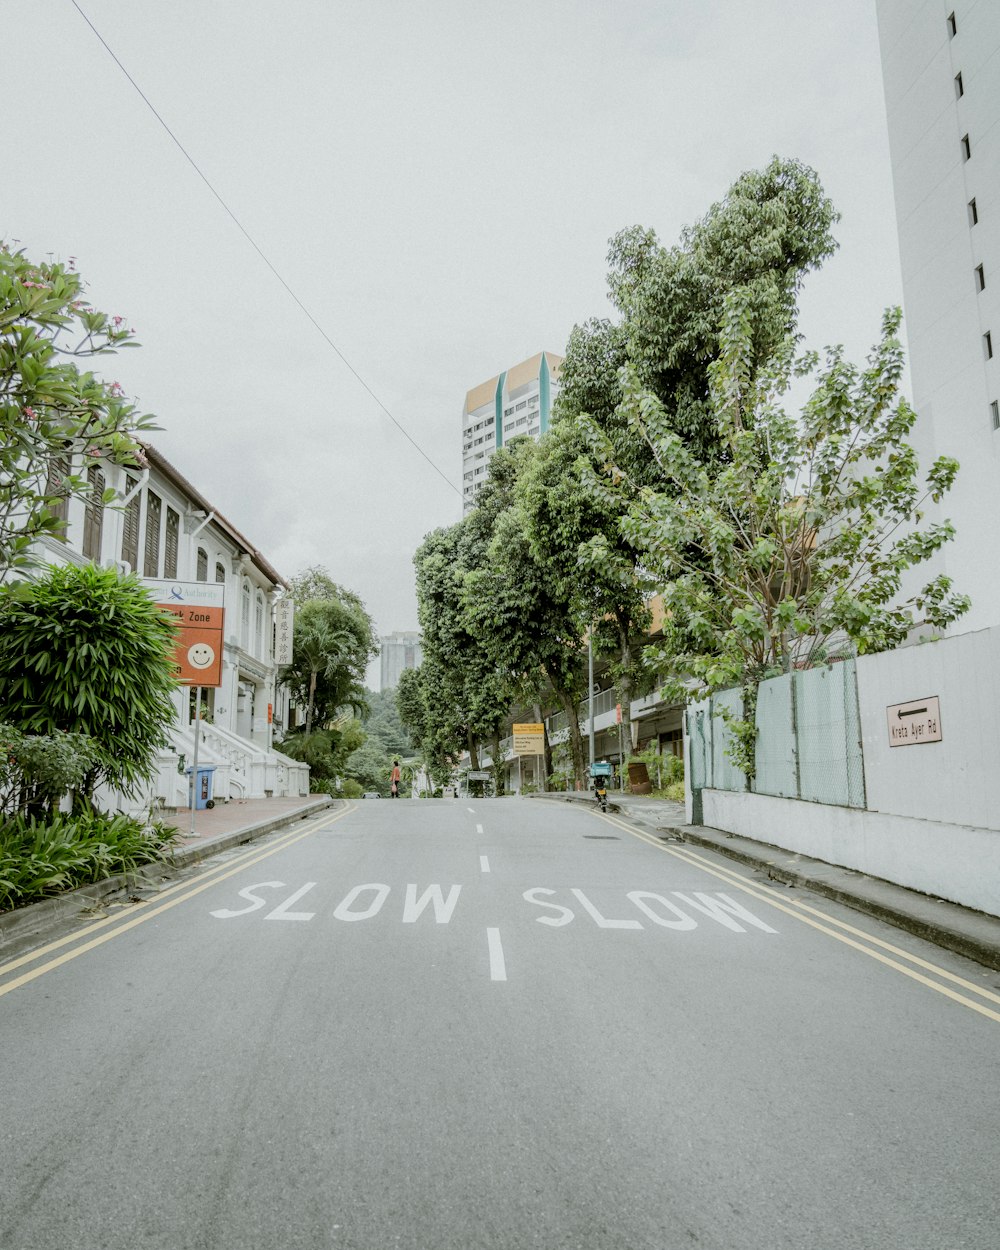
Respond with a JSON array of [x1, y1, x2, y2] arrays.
[[658, 823, 1000, 973], [0, 796, 340, 955], [529, 791, 1000, 971]]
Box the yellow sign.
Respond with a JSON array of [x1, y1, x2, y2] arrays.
[[512, 723, 545, 755]]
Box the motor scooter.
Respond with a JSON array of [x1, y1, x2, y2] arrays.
[[594, 780, 608, 813]]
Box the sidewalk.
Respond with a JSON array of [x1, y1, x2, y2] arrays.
[[530, 789, 1000, 970], [169, 794, 337, 864], [0, 794, 339, 955]]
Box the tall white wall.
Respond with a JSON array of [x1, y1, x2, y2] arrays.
[[877, 0, 1000, 631]]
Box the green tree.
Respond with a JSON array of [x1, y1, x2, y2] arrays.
[[519, 418, 653, 753], [0, 564, 178, 803], [599, 302, 969, 771], [551, 156, 841, 747], [462, 442, 592, 786], [281, 569, 377, 731], [0, 242, 158, 579]]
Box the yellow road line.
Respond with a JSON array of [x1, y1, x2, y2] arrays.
[[598, 810, 1000, 1027], [0, 804, 354, 994]]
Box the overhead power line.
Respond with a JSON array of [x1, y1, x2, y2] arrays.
[[70, 0, 462, 499]]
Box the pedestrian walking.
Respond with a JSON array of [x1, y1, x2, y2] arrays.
[[390, 758, 401, 798]]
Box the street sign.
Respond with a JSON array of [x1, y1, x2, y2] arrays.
[[468, 771, 491, 781], [886, 695, 942, 747], [144, 579, 225, 687], [274, 597, 295, 665], [512, 723, 545, 755]]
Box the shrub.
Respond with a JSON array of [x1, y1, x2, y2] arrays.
[[0, 723, 100, 818], [0, 564, 178, 803], [0, 811, 180, 912], [341, 779, 363, 798]]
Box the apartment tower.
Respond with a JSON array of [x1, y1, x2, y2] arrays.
[[461, 351, 563, 513], [876, 1, 1000, 630]]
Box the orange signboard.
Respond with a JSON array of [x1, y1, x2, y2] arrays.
[[144, 580, 226, 688]]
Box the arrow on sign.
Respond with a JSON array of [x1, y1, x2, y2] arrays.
[[897, 707, 927, 719]]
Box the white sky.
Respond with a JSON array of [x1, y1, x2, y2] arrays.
[[5, 1, 902, 688]]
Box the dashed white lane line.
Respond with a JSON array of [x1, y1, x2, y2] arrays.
[[487, 928, 507, 981], [476, 823, 483, 834], [467, 807, 476, 813], [480, 856, 491, 873]]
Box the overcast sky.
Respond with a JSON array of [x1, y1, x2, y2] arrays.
[[6, 1, 902, 687]]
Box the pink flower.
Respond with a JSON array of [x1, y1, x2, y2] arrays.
[[23, 406, 36, 420], [110, 381, 125, 397], [112, 315, 124, 327]]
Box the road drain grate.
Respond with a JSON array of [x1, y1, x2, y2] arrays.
[[583, 834, 620, 840]]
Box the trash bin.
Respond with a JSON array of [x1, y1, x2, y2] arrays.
[[186, 764, 216, 810]]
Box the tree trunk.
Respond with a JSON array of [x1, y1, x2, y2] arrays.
[[489, 730, 505, 796], [306, 668, 317, 736], [557, 688, 586, 789], [617, 627, 633, 758], [532, 702, 550, 791], [467, 727, 480, 772]]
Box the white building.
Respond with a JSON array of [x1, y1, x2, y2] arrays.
[[379, 630, 422, 691], [461, 350, 563, 514], [36, 442, 309, 809], [876, 1, 1000, 631]]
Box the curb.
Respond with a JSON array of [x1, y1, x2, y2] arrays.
[[529, 791, 1000, 971], [0, 796, 340, 955], [656, 822, 1000, 973]]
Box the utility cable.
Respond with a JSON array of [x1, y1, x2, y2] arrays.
[[70, 0, 462, 499]]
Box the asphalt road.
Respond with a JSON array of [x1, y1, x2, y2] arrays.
[[1, 797, 998, 1250]]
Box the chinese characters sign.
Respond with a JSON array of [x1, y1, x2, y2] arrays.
[[274, 598, 295, 665]]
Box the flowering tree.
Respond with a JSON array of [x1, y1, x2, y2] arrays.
[[0, 241, 157, 579]]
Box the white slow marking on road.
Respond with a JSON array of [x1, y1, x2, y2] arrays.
[[487, 928, 507, 981], [264, 882, 317, 922], [571, 888, 643, 930], [476, 823, 483, 834], [480, 856, 490, 873], [210, 882, 285, 919], [402, 884, 462, 923]]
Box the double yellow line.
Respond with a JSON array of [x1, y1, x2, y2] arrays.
[[0, 803, 355, 1000], [598, 809, 1000, 1027]]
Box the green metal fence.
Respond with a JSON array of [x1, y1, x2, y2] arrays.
[[685, 659, 866, 809]]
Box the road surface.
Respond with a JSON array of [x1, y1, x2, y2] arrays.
[[1, 797, 998, 1249]]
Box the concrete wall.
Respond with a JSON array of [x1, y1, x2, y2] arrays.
[[700, 789, 1000, 917], [692, 624, 1000, 915], [857, 626, 1000, 830]]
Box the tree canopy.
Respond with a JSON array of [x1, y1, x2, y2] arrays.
[[0, 242, 158, 580], [281, 566, 377, 731]]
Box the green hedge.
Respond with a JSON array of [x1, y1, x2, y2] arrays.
[[0, 812, 180, 913]]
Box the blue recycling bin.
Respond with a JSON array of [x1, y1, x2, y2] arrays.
[[186, 764, 217, 810]]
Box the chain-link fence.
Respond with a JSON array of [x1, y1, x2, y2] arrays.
[[686, 659, 866, 809]]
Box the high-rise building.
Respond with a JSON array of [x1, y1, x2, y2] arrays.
[[876, 1, 1000, 630], [380, 630, 422, 691], [461, 350, 563, 514]]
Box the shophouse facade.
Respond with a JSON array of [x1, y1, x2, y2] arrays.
[[35, 442, 308, 811]]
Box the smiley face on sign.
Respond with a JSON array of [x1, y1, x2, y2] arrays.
[[187, 642, 216, 670]]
